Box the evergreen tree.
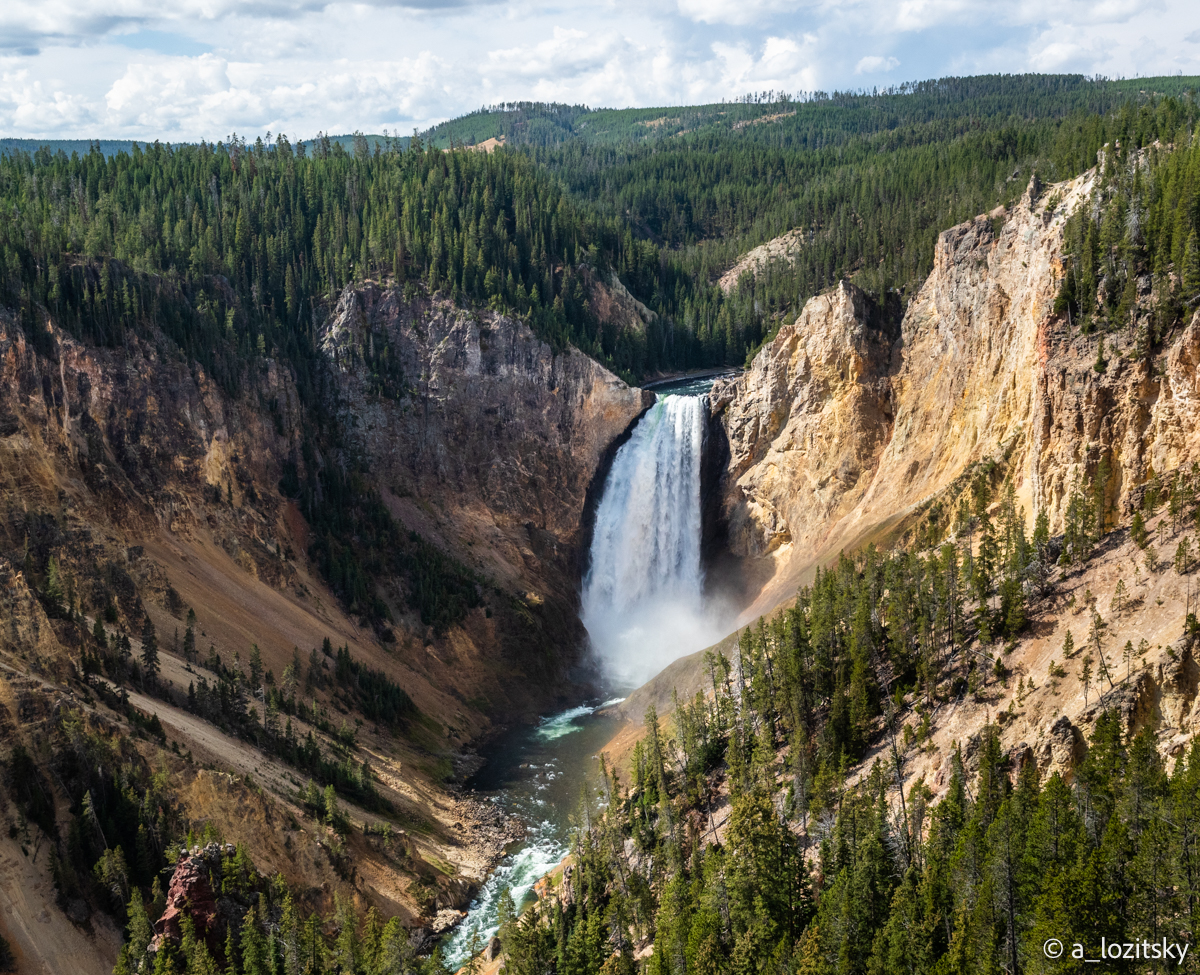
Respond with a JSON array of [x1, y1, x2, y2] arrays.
[[1184, 230, 1200, 300], [140, 616, 159, 684]]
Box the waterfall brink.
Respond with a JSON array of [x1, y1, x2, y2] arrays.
[[582, 394, 713, 685]]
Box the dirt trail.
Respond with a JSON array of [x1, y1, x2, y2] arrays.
[[120, 685, 502, 889], [124, 687, 304, 798]]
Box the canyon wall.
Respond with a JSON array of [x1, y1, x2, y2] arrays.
[[0, 287, 648, 967], [319, 286, 652, 641], [712, 166, 1200, 618], [1, 287, 646, 715]]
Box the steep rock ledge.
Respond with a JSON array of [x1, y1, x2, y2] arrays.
[[710, 280, 896, 564], [319, 286, 653, 659], [712, 165, 1200, 617]]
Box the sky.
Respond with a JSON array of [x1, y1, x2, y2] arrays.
[[2, 0, 1199, 141]]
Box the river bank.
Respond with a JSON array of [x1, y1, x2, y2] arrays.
[[439, 699, 625, 966]]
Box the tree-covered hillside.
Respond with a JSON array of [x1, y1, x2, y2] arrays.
[[420, 75, 1200, 151], [496, 454, 1200, 975], [2, 74, 1198, 384], [0, 132, 625, 393], [531, 78, 1199, 372]]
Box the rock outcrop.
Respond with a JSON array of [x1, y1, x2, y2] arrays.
[[710, 280, 895, 563], [712, 165, 1200, 617], [717, 229, 807, 293], [318, 287, 653, 658], [321, 287, 650, 557], [1039, 715, 1085, 780], [152, 848, 219, 949]]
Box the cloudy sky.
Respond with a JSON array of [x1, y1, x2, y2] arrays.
[[2, 0, 1198, 141]]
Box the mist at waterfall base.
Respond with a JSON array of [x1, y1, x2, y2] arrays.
[[582, 390, 735, 686]]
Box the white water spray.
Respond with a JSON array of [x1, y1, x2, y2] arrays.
[[582, 394, 719, 684]]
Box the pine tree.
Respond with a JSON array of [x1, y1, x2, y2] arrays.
[[183, 608, 196, 661], [44, 555, 64, 608], [125, 888, 153, 971], [240, 905, 269, 975], [1089, 611, 1114, 691], [1184, 230, 1200, 300], [1092, 456, 1111, 536], [1132, 509, 1148, 548], [1031, 507, 1052, 594], [249, 644, 263, 691], [1175, 536, 1193, 574], [140, 616, 159, 685], [323, 784, 342, 831]]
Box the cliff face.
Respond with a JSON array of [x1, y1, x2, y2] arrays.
[[319, 286, 652, 615], [0, 289, 647, 968], [712, 165, 1200, 617], [710, 281, 895, 562], [0, 317, 307, 648], [0, 285, 645, 709]]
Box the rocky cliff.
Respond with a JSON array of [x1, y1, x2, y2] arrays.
[[709, 280, 895, 564], [0, 284, 647, 714], [0, 287, 647, 971], [319, 286, 652, 649], [712, 164, 1200, 618]]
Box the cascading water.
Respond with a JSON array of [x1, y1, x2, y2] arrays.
[[582, 392, 714, 684], [443, 380, 733, 967], [441, 700, 624, 968]]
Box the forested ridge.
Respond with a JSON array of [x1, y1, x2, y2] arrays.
[[420, 75, 1200, 151], [531, 87, 1199, 374], [3, 74, 1199, 386]]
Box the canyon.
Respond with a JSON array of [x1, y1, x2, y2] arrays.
[[0, 281, 648, 971], [3, 152, 1200, 972], [609, 164, 1200, 810], [710, 167, 1200, 618]]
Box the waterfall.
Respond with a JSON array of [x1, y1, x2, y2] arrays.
[[582, 394, 713, 685]]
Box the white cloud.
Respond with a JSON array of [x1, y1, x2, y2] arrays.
[[0, 68, 96, 129], [890, 0, 972, 32], [675, 0, 811, 27], [0, 0, 498, 53], [855, 54, 899, 73], [96, 51, 458, 137], [0, 0, 1197, 140]]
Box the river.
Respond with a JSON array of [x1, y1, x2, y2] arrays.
[[442, 374, 726, 967], [441, 699, 626, 966]]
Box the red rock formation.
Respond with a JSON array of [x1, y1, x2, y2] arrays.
[[152, 853, 217, 947]]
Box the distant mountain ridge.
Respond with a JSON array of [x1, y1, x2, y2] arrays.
[[6, 72, 1199, 161]]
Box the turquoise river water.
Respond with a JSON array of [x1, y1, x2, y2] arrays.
[[441, 700, 625, 966]]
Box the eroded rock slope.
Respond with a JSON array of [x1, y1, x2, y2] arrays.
[[713, 166, 1200, 617], [0, 288, 646, 969]]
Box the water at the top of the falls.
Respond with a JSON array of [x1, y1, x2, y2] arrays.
[[582, 392, 725, 686]]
